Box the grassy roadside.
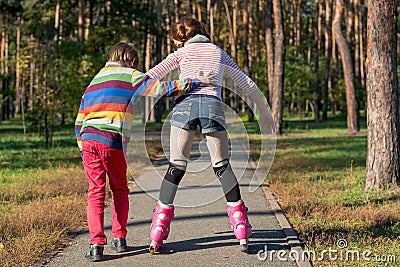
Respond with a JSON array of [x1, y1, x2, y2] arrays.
[[0, 119, 87, 267], [246, 115, 399, 266]]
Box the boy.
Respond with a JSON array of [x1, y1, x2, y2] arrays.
[[74, 42, 202, 262]]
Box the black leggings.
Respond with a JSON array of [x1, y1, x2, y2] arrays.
[[159, 161, 241, 204]]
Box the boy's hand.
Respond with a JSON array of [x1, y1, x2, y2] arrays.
[[197, 70, 219, 87]]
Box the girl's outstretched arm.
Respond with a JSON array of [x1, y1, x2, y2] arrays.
[[222, 51, 258, 95], [147, 52, 180, 80], [222, 53, 274, 132]]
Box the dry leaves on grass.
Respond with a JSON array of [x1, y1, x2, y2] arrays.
[[0, 195, 86, 267]]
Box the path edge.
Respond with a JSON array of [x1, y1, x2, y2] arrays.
[[248, 159, 313, 267]]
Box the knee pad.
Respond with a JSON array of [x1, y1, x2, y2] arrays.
[[213, 161, 232, 181], [165, 162, 186, 185], [159, 162, 187, 204]]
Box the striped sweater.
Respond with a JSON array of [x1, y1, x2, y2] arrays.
[[147, 34, 257, 100], [74, 62, 199, 151]]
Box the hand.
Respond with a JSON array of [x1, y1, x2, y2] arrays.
[[196, 70, 219, 87]]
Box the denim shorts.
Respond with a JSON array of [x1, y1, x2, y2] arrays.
[[170, 94, 227, 134]]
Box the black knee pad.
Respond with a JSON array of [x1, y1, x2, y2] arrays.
[[159, 163, 186, 204], [165, 162, 186, 185]]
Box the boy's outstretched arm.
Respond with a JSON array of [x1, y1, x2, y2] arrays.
[[131, 70, 201, 97], [74, 96, 85, 153]]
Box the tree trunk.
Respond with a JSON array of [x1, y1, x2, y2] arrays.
[[317, 0, 323, 54], [142, 2, 148, 124], [155, 0, 163, 123], [55, 0, 62, 124], [15, 15, 21, 114], [173, 0, 180, 22], [88, 0, 94, 40], [42, 52, 49, 146], [78, 0, 85, 54], [165, 1, 171, 55], [354, 0, 360, 85], [313, 0, 321, 124], [272, 0, 285, 135], [346, 0, 354, 44], [164, 0, 172, 110], [29, 34, 35, 112], [332, 0, 337, 63], [233, 0, 238, 60], [323, 0, 333, 121], [248, 0, 254, 72], [206, 0, 211, 33], [256, 0, 264, 68], [333, 0, 359, 133], [265, 0, 274, 106], [223, 0, 236, 58], [295, 0, 302, 57], [359, 0, 366, 88], [209, 1, 215, 40], [196, 4, 201, 21], [55, 1, 60, 44], [144, 0, 155, 122], [241, 0, 254, 122], [21, 72, 26, 140], [307, 15, 312, 63], [2, 8, 10, 120], [366, 0, 400, 189], [289, 2, 294, 47], [223, 0, 233, 112]]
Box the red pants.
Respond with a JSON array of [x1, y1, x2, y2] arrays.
[[82, 140, 129, 245]]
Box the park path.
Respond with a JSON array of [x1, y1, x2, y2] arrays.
[[42, 135, 310, 267]]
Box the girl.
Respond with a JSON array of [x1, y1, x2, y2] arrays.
[[147, 16, 269, 253]]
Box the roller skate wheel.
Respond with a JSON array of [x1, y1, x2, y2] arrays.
[[149, 240, 162, 254], [239, 239, 249, 253], [149, 240, 158, 254]]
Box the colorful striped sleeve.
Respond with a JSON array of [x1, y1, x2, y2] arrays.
[[131, 70, 200, 97], [74, 95, 85, 152]]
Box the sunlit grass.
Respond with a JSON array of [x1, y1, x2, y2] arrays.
[[247, 114, 399, 266]]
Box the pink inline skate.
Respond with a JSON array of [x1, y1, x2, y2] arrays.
[[227, 200, 252, 252], [149, 202, 175, 254]]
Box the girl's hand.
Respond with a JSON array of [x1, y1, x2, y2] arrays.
[[196, 70, 219, 87]]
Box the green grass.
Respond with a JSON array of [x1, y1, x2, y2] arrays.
[[246, 114, 399, 266]]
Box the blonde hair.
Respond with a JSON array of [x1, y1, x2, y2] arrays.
[[170, 16, 210, 47], [107, 42, 139, 68]]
